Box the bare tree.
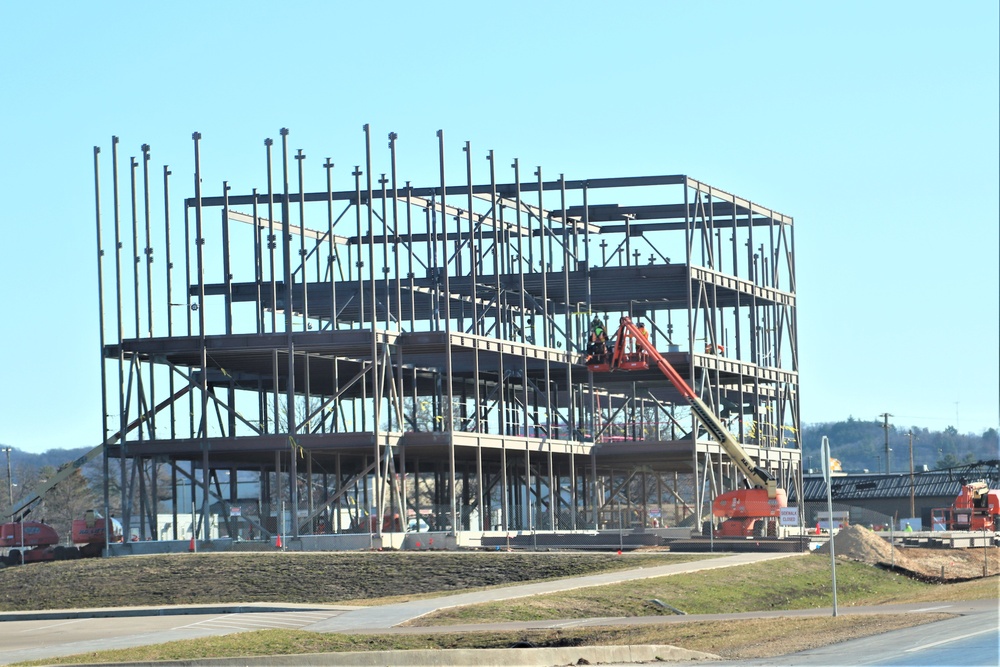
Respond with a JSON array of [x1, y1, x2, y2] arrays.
[[33, 466, 99, 543]]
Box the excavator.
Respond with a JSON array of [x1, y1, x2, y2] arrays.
[[588, 316, 788, 538]]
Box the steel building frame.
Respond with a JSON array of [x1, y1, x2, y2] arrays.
[[91, 127, 801, 544]]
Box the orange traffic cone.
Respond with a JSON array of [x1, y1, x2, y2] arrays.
[[275, 534, 283, 549], [189, 536, 195, 552], [815, 522, 821, 535]]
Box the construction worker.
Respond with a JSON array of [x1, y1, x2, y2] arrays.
[[590, 317, 606, 342], [587, 317, 607, 361], [636, 321, 650, 360]]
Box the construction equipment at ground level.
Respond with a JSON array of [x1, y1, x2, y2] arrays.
[[6, 385, 192, 529], [7, 443, 106, 523], [588, 316, 787, 537], [932, 481, 1000, 532], [1, 510, 122, 565]]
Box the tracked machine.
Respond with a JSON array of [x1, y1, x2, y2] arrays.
[[588, 317, 788, 537]]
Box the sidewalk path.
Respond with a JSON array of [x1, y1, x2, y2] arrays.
[[304, 551, 798, 633]]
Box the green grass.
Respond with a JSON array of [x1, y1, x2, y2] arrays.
[[413, 555, 999, 625], [12, 614, 953, 665]]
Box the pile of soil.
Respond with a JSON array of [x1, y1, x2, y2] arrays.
[[817, 525, 999, 581]]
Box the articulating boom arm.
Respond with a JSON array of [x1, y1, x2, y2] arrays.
[[8, 384, 193, 522], [607, 317, 777, 497]]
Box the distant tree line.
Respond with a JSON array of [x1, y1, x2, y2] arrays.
[[801, 419, 998, 473]]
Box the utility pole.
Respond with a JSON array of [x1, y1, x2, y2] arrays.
[[907, 430, 916, 519], [879, 413, 893, 474], [2, 446, 12, 510]]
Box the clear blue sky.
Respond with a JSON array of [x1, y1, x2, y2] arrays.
[[1, 1, 997, 454]]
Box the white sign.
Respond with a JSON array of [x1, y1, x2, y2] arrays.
[[229, 507, 241, 517], [779, 506, 799, 526], [816, 511, 850, 530]]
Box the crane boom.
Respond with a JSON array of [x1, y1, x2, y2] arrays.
[[602, 317, 777, 498], [9, 443, 106, 522], [8, 384, 193, 521]]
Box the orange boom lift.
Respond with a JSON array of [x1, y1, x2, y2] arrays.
[[589, 317, 787, 537]]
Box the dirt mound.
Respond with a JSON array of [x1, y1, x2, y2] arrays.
[[818, 525, 894, 562], [816, 525, 999, 581]]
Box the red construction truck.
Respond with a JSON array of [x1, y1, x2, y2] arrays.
[[1, 511, 122, 566]]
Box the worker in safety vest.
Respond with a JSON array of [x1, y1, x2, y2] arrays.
[[587, 317, 608, 361]]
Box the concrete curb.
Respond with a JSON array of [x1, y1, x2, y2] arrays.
[[0, 603, 351, 623], [69, 644, 719, 666]]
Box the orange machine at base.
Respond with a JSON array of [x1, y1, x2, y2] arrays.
[[71, 510, 124, 556], [712, 488, 788, 537], [932, 481, 1000, 532], [0, 520, 61, 563], [1, 511, 122, 566]]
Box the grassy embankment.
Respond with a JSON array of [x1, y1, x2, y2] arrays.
[[411, 552, 999, 625], [0, 551, 708, 611], [8, 553, 997, 665]]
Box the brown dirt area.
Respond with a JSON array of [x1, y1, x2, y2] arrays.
[[818, 524, 999, 580], [0, 551, 695, 612]]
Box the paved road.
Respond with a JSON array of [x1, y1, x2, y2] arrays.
[[717, 602, 999, 667], [0, 606, 353, 665]]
